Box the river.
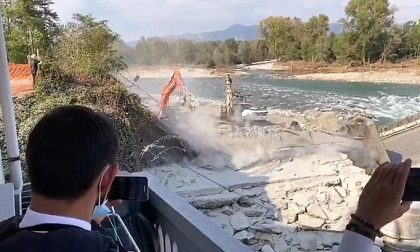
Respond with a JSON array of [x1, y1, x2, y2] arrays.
[[131, 73, 420, 126]]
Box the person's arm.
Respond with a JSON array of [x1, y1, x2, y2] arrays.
[[338, 160, 412, 251]]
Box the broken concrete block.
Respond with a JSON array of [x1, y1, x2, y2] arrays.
[[244, 209, 264, 217], [307, 204, 328, 220], [234, 188, 259, 197], [258, 221, 284, 234], [294, 231, 320, 251], [261, 244, 275, 252], [233, 230, 254, 243], [292, 191, 313, 207], [298, 214, 325, 228], [326, 187, 343, 204], [334, 186, 347, 198], [238, 197, 253, 207], [324, 208, 342, 221], [315, 191, 329, 204], [189, 191, 241, 209], [230, 212, 250, 231], [282, 209, 298, 222], [288, 202, 305, 214], [221, 206, 234, 216], [273, 238, 291, 252]]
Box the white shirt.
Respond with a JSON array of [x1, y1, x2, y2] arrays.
[[339, 230, 381, 252], [19, 207, 91, 231]]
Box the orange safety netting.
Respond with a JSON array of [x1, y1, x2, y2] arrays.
[[8, 64, 34, 97], [159, 69, 185, 116]]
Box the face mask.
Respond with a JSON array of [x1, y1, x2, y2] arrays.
[[93, 200, 111, 220], [92, 165, 111, 220]]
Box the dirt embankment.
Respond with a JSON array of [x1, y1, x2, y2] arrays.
[[125, 60, 420, 84], [280, 60, 420, 84], [124, 66, 230, 78]]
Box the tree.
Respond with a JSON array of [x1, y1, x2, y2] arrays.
[[149, 38, 170, 65], [1, 0, 58, 63], [342, 0, 395, 64], [194, 41, 217, 66], [332, 33, 358, 62], [116, 40, 138, 65], [405, 21, 420, 58], [238, 41, 252, 64], [55, 14, 126, 81], [223, 38, 238, 65], [251, 39, 269, 62], [172, 39, 195, 64], [136, 37, 153, 65], [212, 43, 225, 66], [301, 14, 330, 62], [378, 25, 404, 63], [260, 16, 303, 60]]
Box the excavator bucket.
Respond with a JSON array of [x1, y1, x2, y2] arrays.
[[8, 64, 34, 97], [159, 69, 185, 117]]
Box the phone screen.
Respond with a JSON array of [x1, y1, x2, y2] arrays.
[[108, 176, 149, 201], [403, 168, 420, 201]]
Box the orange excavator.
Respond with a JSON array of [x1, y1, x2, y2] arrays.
[[159, 69, 185, 117]]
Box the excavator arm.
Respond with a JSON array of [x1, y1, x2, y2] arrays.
[[159, 69, 185, 117]]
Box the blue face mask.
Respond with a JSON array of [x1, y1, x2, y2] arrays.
[[92, 200, 111, 220], [92, 165, 112, 220]]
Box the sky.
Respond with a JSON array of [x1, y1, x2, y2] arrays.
[[53, 0, 420, 41]]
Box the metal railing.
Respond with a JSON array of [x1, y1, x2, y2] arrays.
[[136, 172, 251, 252]]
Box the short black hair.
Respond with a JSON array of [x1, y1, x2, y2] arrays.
[[26, 105, 119, 200]]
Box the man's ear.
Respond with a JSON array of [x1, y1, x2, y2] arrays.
[[100, 164, 119, 196]]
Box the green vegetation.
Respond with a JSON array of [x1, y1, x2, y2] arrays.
[[1, 0, 58, 63], [120, 0, 420, 66], [0, 2, 152, 181], [54, 14, 126, 82]]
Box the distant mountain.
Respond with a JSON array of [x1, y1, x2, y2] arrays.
[[166, 24, 260, 41], [126, 22, 343, 44]]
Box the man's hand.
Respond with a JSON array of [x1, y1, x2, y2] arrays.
[[355, 159, 412, 230]]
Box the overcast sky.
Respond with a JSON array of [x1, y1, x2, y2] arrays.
[[53, 0, 420, 41]]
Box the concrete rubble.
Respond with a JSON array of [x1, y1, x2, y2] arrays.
[[146, 107, 379, 251], [150, 150, 372, 251]]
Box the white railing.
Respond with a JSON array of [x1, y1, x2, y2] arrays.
[[137, 172, 252, 252]]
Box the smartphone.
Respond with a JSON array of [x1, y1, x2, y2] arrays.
[[403, 168, 420, 201], [108, 176, 149, 201]]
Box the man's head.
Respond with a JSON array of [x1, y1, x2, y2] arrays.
[[26, 105, 119, 204]]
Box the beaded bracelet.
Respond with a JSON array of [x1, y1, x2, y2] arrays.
[[350, 214, 384, 237]]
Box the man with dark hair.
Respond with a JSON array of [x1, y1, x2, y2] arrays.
[[0, 105, 122, 252]]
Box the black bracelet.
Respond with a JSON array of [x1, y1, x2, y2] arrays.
[[346, 223, 376, 241], [351, 214, 375, 229], [350, 214, 384, 238]]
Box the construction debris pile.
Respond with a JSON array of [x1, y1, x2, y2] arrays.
[[150, 150, 372, 251], [146, 109, 381, 251]]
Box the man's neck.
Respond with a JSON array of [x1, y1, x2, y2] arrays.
[[30, 194, 94, 223]]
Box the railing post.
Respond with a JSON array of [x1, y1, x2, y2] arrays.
[[0, 11, 23, 190], [0, 146, 5, 184]]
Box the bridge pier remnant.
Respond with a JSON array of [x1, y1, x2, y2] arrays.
[[363, 120, 390, 165]]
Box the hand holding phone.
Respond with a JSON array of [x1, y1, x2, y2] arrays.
[[108, 176, 149, 201]]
